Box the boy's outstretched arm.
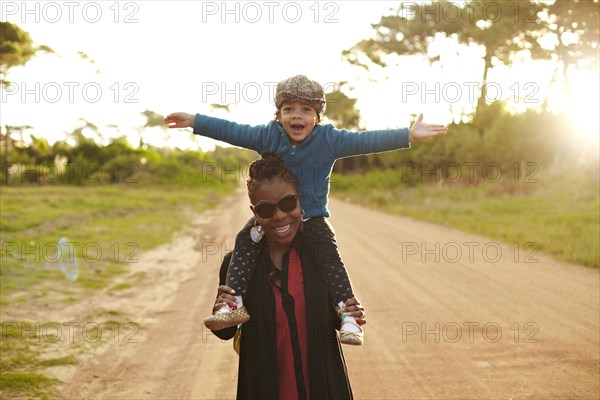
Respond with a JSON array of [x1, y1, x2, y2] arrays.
[[164, 112, 195, 129], [409, 113, 448, 143], [164, 111, 267, 153]]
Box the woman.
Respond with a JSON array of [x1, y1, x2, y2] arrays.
[[209, 152, 366, 399]]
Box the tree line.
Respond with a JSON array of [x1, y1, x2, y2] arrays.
[[0, 126, 256, 186], [1, 1, 598, 185], [331, 0, 598, 177]]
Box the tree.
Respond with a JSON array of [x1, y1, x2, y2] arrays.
[[0, 21, 53, 86], [139, 110, 169, 147], [322, 82, 373, 173], [141, 110, 166, 128], [541, 0, 599, 107], [343, 0, 552, 120], [323, 81, 362, 131]]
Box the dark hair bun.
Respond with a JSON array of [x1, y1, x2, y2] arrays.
[[247, 152, 298, 202], [249, 152, 285, 180]]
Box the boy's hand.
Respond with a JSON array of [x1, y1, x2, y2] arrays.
[[409, 113, 448, 143], [164, 112, 195, 129]]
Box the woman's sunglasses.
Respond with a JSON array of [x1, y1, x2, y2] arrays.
[[252, 194, 298, 218]]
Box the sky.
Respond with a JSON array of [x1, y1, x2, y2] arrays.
[[1, 0, 598, 152]]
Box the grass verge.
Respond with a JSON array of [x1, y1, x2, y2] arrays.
[[331, 164, 599, 268], [0, 182, 234, 399], [0, 183, 232, 296]]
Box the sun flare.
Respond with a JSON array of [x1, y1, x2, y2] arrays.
[[568, 70, 600, 148]]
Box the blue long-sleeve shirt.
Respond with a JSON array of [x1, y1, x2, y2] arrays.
[[194, 114, 410, 218]]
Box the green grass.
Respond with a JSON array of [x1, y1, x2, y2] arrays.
[[0, 372, 59, 400], [110, 282, 132, 291], [0, 182, 234, 399], [0, 323, 65, 400], [0, 183, 232, 296], [332, 164, 600, 268]]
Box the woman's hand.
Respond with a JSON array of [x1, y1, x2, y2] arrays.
[[164, 112, 195, 129], [338, 297, 366, 326], [213, 285, 237, 314]]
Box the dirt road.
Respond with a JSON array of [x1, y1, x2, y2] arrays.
[[57, 188, 599, 399]]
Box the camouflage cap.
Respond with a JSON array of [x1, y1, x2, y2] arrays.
[[274, 75, 326, 117]]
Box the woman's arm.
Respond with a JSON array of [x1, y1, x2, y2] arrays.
[[210, 284, 239, 340], [209, 253, 238, 340]]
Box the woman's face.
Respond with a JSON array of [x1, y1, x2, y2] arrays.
[[251, 179, 302, 248]]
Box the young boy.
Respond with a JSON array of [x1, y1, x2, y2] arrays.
[[165, 75, 447, 345]]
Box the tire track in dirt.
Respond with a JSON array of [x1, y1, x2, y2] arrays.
[[328, 198, 599, 399]]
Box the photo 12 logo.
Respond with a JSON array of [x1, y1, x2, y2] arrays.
[[3, 161, 140, 185], [200, 1, 340, 24], [397, 1, 541, 24], [1, 321, 140, 344], [401, 241, 540, 264], [1, 1, 140, 24], [402, 321, 540, 344], [200, 241, 235, 263], [200, 80, 340, 105], [1, 240, 140, 265], [1, 82, 140, 105], [401, 81, 540, 105], [399, 161, 540, 184]]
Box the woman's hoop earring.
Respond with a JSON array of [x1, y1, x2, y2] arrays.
[[299, 209, 305, 232], [250, 218, 264, 243]]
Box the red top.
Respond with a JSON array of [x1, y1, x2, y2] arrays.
[[269, 248, 310, 400]]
